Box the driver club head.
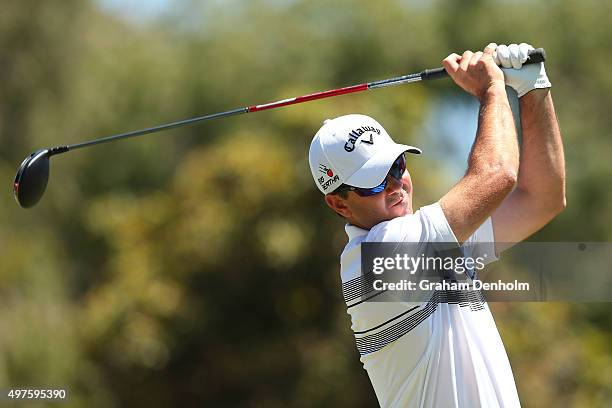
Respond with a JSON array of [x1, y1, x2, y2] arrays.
[[13, 149, 51, 208]]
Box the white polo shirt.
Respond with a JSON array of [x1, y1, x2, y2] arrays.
[[340, 202, 521, 408]]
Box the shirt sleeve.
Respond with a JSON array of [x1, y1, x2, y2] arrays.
[[462, 216, 498, 265]]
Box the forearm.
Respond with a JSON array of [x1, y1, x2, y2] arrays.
[[468, 85, 519, 177], [440, 84, 519, 242], [517, 89, 566, 210]]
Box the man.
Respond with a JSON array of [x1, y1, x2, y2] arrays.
[[308, 43, 565, 407]]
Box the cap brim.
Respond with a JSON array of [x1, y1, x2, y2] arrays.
[[344, 143, 421, 188]]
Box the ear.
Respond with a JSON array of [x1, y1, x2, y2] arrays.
[[325, 194, 352, 218]]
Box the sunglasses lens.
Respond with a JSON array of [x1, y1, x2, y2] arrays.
[[389, 154, 406, 180], [355, 180, 387, 196]]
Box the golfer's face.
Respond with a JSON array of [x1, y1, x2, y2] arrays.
[[346, 168, 414, 229]]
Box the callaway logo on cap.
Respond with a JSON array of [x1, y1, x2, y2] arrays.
[[309, 114, 421, 194]]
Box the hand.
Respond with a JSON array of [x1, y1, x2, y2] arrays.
[[491, 42, 552, 97], [442, 45, 506, 102]]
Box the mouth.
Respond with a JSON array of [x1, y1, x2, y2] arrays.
[[389, 192, 405, 207]]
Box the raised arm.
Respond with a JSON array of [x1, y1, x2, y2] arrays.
[[492, 89, 566, 251], [439, 44, 519, 243], [485, 43, 566, 252]]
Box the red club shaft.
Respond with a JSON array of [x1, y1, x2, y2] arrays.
[[247, 83, 369, 112]]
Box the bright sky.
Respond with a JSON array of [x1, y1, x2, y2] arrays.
[[421, 90, 521, 179], [97, 0, 173, 22]]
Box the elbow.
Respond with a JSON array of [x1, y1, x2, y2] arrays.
[[550, 178, 567, 216], [553, 193, 567, 215], [465, 163, 518, 200], [468, 165, 518, 197], [540, 190, 566, 220], [541, 194, 566, 224], [501, 167, 518, 188], [492, 166, 518, 194]]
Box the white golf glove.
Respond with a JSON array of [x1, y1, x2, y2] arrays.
[[491, 42, 551, 97]]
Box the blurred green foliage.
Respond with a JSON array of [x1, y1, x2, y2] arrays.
[[1, 0, 611, 407]]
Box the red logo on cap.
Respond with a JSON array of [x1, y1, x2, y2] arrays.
[[319, 164, 333, 178]]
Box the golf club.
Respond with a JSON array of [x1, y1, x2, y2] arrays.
[[13, 48, 545, 208]]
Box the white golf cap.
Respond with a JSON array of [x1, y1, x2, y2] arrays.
[[309, 114, 421, 194]]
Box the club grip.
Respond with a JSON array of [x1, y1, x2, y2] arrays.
[[421, 47, 547, 81], [525, 48, 546, 64], [421, 67, 447, 81]]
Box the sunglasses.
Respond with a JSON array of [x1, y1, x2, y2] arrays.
[[335, 154, 406, 197]]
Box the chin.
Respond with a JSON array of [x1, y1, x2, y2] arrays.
[[389, 202, 410, 218]]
